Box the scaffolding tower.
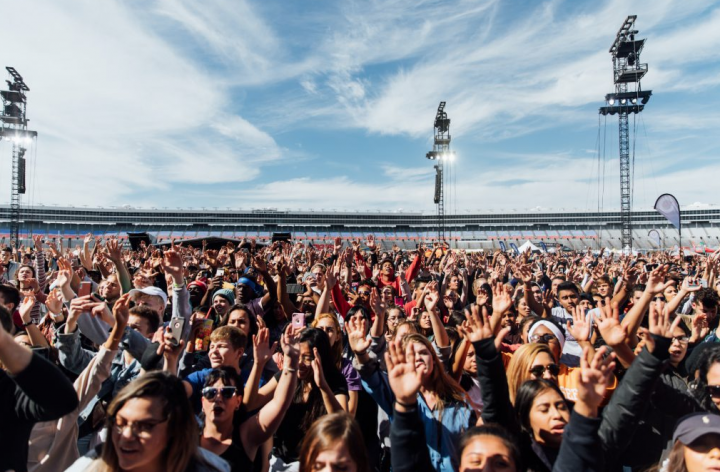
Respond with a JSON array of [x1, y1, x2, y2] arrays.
[[426, 102, 455, 243], [599, 16, 652, 253], [1, 67, 37, 247]]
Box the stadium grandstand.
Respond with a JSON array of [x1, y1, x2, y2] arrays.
[[3, 204, 720, 251]]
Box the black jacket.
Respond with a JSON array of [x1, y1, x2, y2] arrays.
[[0, 353, 79, 472], [474, 336, 675, 472], [390, 403, 604, 472]]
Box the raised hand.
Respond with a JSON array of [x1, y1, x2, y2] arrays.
[[566, 305, 592, 343], [385, 339, 423, 405], [112, 293, 131, 328], [595, 298, 627, 347], [252, 254, 267, 273], [45, 289, 64, 315], [366, 234, 376, 251], [333, 237, 343, 253], [347, 316, 372, 355], [104, 238, 123, 263], [162, 244, 184, 283], [648, 302, 681, 340], [253, 327, 278, 367], [424, 281, 440, 312], [645, 264, 672, 294], [577, 346, 616, 416], [462, 305, 494, 343], [491, 281, 513, 316], [280, 324, 301, 360], [681, 276, 703, 294], [311, 347, 328, 389], [19, 296, 36, 324], [32, 234, 43, 251], [691, 314, 710, 343]]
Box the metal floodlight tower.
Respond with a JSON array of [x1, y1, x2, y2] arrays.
[[599, 16, 652, 253], [1, 67, 38, 247], [426, 101, 455, 243]]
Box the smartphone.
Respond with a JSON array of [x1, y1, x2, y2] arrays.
[[287, 284, 304, 294], [394, 296, 406, 307], [168, 318, 186, 347], [292, 312, 306, 329], [216, 268, 225, 277], [78, 281, 92, 298], [31, 347, 50, 360], [91, 292, 106, 302], [644, 264, 658, 273]]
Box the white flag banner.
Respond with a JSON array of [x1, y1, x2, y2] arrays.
[[648, 229, 661, 247], [654, 194, 681, 231]]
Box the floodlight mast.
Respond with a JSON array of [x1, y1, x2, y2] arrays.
[[599, 16, 652, 253], [1, 67, 38, 247], [426, 102, 454, 244]]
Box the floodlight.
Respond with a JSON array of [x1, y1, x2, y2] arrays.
[[608, 98, 615, 105], [631, 98, 637, 104]]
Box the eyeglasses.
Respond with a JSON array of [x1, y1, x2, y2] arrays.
[[530, 333, 557, 344], [671, 336, 690, 345], [111, 416, 167, 439], [707, 385, 720, 397], [201, 386, 237, 400], [653, 297, 666, 302], [529, 364, 560, 377]]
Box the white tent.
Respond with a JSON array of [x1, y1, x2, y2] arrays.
[[518, 240, 541, 253]]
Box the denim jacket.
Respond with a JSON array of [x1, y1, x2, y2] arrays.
[[356, 355, 474, 472]]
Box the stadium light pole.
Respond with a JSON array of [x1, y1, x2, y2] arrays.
[[426, 102, 455, 244], [599, 16, 651, 254], [0, 67, 37, 248]]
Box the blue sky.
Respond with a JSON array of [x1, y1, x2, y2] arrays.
[[1, 0, 719, 213]]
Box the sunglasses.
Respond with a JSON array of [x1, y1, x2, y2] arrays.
[[530, 333, 557, 344], [201, 386, 237, 400], [653, 297, 666, 302], [707, 385, 720, 397], [358, 290, 371, 295], [529, 364, 560, 377]]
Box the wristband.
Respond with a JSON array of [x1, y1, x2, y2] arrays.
[[395, 399, 417, 408], [284, 367, 297, 373], [22, 320, 34, 327]]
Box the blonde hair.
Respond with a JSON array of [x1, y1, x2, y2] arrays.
[[400, 333, 469, 419], [312, 313, 343, 368], [506, 343, 555, 405]]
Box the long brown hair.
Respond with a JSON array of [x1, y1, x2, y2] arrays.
[[400, 333, 470, 419], [644, 440, 686, 472], [91, 372, 215, 472], [506, 343, 555, 405], [299, 412, 370, 472]]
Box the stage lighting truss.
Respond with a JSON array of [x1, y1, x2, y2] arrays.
[[426, 150, 456, 161]]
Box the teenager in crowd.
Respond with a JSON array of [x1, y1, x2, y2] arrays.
[[298, 412, 371, 472], [66, 371, 229, 471]]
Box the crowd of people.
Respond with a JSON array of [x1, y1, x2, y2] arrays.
[[3, 232, 720, 471]]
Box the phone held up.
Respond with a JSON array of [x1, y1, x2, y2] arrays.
[[168, 318, 186, 346], [292, 312, 306, 330]]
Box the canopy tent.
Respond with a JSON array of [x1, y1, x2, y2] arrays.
[[518, 240, 541, 253]]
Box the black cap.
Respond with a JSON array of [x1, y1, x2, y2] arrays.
[[673, 413, 720, 445]]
